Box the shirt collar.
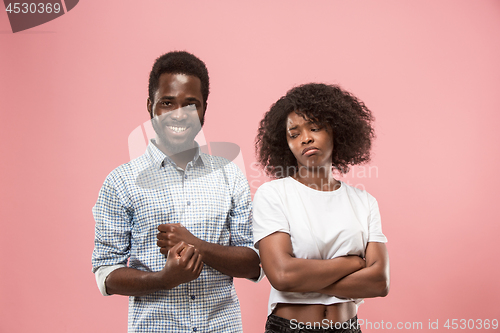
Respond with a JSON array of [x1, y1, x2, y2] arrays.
[[147, 139, 204, 169]]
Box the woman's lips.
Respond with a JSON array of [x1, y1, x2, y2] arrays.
[[302, 147, 319, 156]]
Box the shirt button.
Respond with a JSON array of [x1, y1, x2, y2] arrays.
[[184, 175, 188, 179], [191, 295, 196, 300], [187, 201, 191, 206], [193, 328, 197, 332]]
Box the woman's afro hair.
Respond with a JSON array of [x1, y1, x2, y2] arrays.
[[255, 83, 375, 178]]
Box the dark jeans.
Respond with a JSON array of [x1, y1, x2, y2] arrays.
[[264, 314, 362, 333]]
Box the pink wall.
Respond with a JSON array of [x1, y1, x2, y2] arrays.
[[1, 1, 500, 332]]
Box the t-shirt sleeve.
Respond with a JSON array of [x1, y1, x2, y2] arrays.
[[252, 182, 290, 248], [367, 194, 388, 243]]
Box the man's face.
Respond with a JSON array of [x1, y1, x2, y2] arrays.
[[148, 73, 205, 155]]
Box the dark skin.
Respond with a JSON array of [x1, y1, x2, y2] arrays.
[[106, 241, 203, 296], [106, 73, 260, 296], [157, 224, 260, 279], [258, 111, 390, 323], [147, 73, 206, 169]]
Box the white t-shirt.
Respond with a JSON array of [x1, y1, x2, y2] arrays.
[[252, 177, 387, 315]]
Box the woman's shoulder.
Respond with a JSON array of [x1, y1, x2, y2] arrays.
[[254, 177, 292, 200], [255, 177, 292, 192], [341, 181, 377, 204]]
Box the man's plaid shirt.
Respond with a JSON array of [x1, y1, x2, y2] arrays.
[[92, 141, 255, 332]]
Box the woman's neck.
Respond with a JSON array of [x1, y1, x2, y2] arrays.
[[293, 166, 340, 191]]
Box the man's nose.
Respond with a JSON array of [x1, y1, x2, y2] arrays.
[[170, 106, 188, 120]]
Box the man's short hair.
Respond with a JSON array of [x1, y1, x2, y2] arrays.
[[148, 51, 210, 118]]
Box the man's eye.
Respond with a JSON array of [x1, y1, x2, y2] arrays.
[[184, 104, 197, 111], [289, 133, 298, 139], [160, 101, 172, 107]]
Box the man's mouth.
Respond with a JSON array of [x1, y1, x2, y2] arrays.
[[167, 126, 188, 133]]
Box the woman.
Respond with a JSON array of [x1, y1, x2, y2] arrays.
[[253, 83, 389, 333]]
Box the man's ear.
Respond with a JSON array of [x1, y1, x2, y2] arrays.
[[200, 102, 208, 127], [147, 98, 153, 119]]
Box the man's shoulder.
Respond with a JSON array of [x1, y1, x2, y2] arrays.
[[200, 153, 243, 175], [104, 153, 152, 185], [200, 152, 230, 164], [199, 153, 250, 194]]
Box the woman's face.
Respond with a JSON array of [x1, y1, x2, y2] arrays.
[[286, 111, 334, 171]]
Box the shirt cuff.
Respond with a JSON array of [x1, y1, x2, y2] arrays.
[[94, 264, 127, 296]]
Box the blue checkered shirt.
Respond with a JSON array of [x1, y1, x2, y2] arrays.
[[92, 141, 254, 332]]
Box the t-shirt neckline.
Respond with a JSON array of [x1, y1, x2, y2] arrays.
[[286, 176, 344, 195]]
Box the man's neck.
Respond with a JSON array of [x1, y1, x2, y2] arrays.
[[153, 139, 197, 170]]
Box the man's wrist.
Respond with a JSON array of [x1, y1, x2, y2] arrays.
[[150, 269, 178, 291], [193, 238, 207, 255]]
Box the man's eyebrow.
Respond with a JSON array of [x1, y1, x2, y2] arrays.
[[157, 96, 201, 103], [287, 125, 298, 131]]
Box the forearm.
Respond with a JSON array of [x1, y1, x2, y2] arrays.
[[156, 224, 260, 279], [318, 243, 390, 298], [318, 264, 389, 298], [266, 255, 364, 293], [106, 241, 203, 297], [196, 240, 261, 279], [105, 267, 168, 296]]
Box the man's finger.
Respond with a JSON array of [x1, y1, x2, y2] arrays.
[[158, 223, 178, 232], [195, 253, 203, 274], [170, 241, 186, 254], [157, 239, 168, 247], [178, 244, 196, 258]]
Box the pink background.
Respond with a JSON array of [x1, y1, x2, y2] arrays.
[[1, 1, 500, 332]]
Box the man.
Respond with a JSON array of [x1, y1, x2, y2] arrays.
[[92, 51, 261, 332]]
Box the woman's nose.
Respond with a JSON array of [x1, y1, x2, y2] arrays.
[[301, 131, 313, 144]]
